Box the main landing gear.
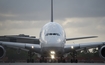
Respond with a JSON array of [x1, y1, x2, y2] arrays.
[[58, 57, 66, 63], [70, 51, 78, 63], [27, 51, 34, 63], [39, 56, 47, 63]]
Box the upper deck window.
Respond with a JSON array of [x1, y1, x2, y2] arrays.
[[46, 33, 60, 36]]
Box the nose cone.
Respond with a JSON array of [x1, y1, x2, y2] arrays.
[[42, 36, 64, 47], [47, 39, 61, 45], [46, 37, 61, 44]]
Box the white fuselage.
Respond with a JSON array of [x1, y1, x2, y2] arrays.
[[39, 22, 66, 56]]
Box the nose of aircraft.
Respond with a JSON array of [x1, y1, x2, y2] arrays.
[[45, 36, 62, 45]]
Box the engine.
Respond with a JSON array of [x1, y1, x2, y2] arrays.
[[0, 45, 6, 58], [99, 46, 105, 59]]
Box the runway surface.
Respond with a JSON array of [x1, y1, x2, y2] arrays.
[[0, 63, 105, 65]]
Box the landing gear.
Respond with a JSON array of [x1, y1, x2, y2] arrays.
[[27, 51, 34, 63], [62, 58, 66, 63], [70, 59, 78, 63], [39, 57, 43, 63], [58, 57, 66, 63], [27, 59, 34, 63], [70, 51, 78, 63], [39, 56, 47, 63]]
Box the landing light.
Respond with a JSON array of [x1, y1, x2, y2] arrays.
[[71, 46, 74, 49], [32, 46, 34, 49], [50, 51, 55, 54], [51, 55, 55, 59]]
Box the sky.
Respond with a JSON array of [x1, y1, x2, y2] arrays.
[[0, 0, 105, 43]]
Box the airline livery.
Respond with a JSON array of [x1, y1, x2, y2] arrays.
[[0, 0, 105, 63]]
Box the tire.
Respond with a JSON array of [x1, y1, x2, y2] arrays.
[[31, 59, 34, 63], [71, 59, 73, 63], [75, 59, 78, 63], [27, 59, 30, 63]]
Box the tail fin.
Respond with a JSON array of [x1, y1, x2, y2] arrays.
[[51, 0, 53, 22]]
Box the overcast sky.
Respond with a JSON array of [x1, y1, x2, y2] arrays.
[[0, 0, 105, 43]]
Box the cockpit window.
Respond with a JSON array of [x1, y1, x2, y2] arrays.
[[49, 33, 52, 35], [46, 33, 60, 36], [53, 33, 56, 35]]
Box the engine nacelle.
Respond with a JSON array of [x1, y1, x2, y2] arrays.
[[0, 45, 6, 58], [99, 46, 105, 59]]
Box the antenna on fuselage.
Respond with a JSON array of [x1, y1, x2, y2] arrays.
[[51, 0, 53, 22]]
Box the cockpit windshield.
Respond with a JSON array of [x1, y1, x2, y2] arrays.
[[46, 33, 60, 36]]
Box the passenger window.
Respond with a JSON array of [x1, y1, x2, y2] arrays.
[[49, 33, 52, 35], [46, 33, 48, 36], [56, 33, 60, 36]]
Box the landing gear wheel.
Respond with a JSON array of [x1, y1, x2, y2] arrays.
[[40, 56, 47, 63], [27, 51, 34, 63], [44, 59, 47, 63], [62, 59, 66, 63], [71, 59, 73, 63], [39, 59, 42, 63], [58, 59, 61, 63], [31, 59, 34, 63], [71, 59, 78, 63], [70, 51, 78, 63], [27, 59, 30, 63], [58, 57, 66, 63], [75, 59, 78, 63]]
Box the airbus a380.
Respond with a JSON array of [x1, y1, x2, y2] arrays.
[[0, 0, 105, 63]]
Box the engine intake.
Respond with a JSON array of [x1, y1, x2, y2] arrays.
[[99, 46, 105, 59], [0, 45, 6, 58]]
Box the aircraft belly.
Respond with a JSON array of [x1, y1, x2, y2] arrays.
[[41, 43, 64, 57], [43, 47, 63, 51], [42, 47, 63, 57]]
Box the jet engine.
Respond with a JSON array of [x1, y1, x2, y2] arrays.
[[0, 45, 6, 58], [99, 46, 105, 59]]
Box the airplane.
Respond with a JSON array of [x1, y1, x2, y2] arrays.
[[0, 0, 105, 63]]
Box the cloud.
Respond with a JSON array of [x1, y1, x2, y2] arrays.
[[0, 20, 48, 30], [61, 17, 105, 35], [0, 0, 105, 43], [0, 0, 105, 22], [0, 0, 51, 21]]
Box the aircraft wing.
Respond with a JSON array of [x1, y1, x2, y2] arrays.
[[0, 41, 41, 54], [0, 35, 40, 44], [66, 36, 98, 41], [64, 42, 105, 53]]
